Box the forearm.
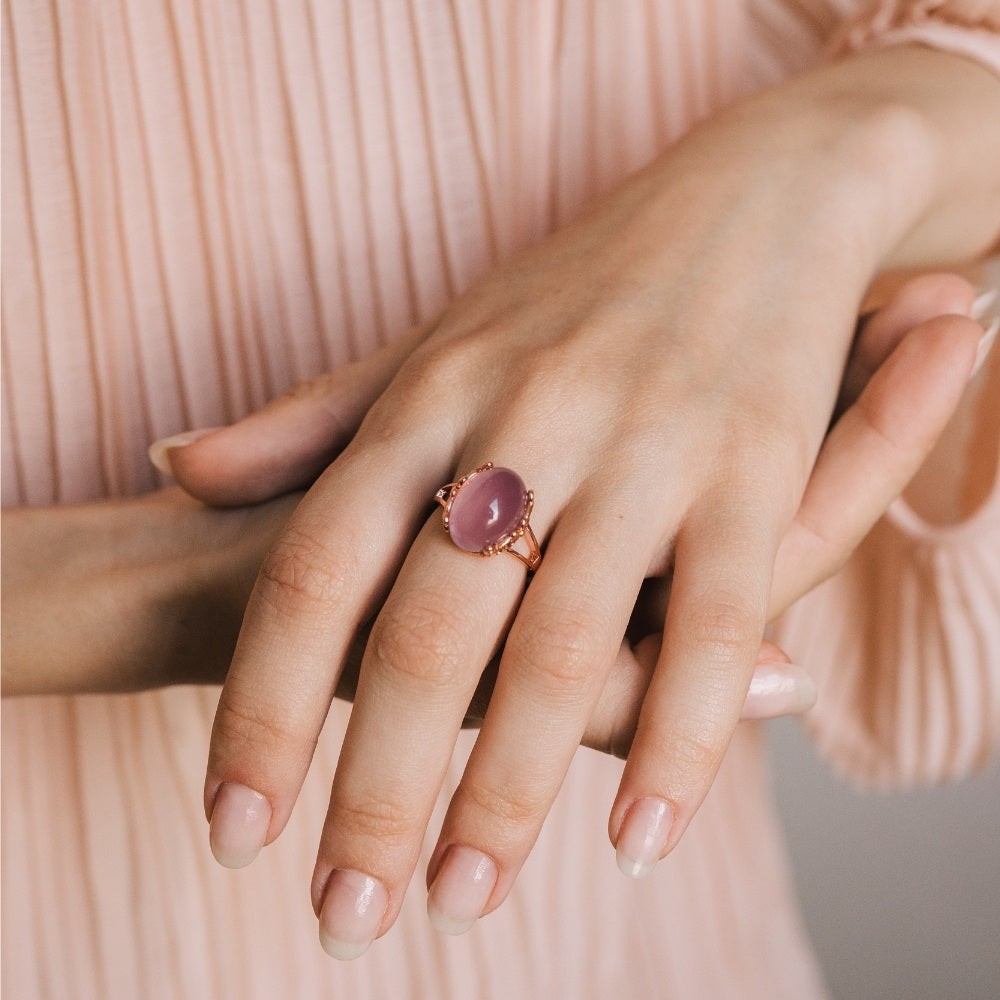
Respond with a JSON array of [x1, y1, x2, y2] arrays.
[[1, 490, 293, 696]]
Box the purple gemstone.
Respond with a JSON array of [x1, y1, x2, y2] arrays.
[[448, 467, 528, 553]]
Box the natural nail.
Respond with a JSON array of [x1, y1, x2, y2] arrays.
[[616, 797, 673, 879], [971, 317, 999, 380], [319, 870, 389, 961], [741, 662, 818, 720], [970, 287, 998, 322], [148, 427, 221, 475], [427, 845, 498, 936], [208, 782, 271, 869]]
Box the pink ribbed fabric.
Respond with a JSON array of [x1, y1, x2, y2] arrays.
[[3, 2, 998, 998]]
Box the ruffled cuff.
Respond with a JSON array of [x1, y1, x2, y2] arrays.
[[828, 1, 1000, 79], [773, 506, 1000, 790], [771, 290, 1000, 788]]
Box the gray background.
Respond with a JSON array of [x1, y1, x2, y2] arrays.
[[768, 717, 1000, 1000]]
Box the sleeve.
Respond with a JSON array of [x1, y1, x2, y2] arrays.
[[770, 310, 1000, 789], [826, 1, 1000, 78]]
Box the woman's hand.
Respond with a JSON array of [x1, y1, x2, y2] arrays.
[[182, 48, 997, 958], [1, 488, 300, 695], [167, 273, 991, 745], [0, 480, 818, 724]]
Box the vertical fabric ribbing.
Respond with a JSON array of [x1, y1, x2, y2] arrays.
[[4, 2, 999, 998], [4, 0, 63, 503]]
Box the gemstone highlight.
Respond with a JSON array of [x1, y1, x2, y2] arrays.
[[447, 466, 527, 553]]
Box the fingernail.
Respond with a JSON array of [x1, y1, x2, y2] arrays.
[[208, 782, 271, 868], [427, 845, 498, 936], [148, 427, 221, 475], [971, 287, 998, 322], [741, 662, 818, 720], [318, 869, 389, 960], [616, 797, 674, 879], [971, 317, 999, 381]]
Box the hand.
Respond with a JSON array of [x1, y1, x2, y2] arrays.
[[164, 273, 987, 753], [1, 487, 300, 695], [0, 479, 816, 721], [188, 49, 996, 958]]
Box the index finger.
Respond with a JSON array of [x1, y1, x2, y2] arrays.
[[203, 441, 442, 867]]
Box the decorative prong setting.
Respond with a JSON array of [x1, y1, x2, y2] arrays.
[[434, 463, 541, 572]]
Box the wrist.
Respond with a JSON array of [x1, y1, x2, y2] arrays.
[[726, 46, 1000, 269], [705, 81, 940, 279]]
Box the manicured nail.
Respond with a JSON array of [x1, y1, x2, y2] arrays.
[[208, 783, 271, 869], [971, 287, 998, 322], [148, 427, 221, 475], [616, 797, 673, 879], [427, 845, 498, 936], [318, 870, 388, 960], [741, 662, 818, 720], [971, 317, 999, 380]]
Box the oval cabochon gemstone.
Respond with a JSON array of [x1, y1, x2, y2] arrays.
[[448, 466, 527, 553]]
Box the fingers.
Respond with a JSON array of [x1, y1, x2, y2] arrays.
[[837, 273, 974, 417], [311, 470, 658, 948], [159, 326, 431, 506], [463, 631, 817, 751], [204, 438, 448, 867], [311, 516, 530, 948], [609, 502, 779, 877], [772, 311, 983, 615], [423, 493, 656, 927], [591, 636, 816, 755]]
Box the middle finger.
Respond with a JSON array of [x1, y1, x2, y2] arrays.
[[424, 478, 667, 932]]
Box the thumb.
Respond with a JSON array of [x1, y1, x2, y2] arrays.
[[773, 309, 984, 616], [150, 324, 431, 506], [836, 272, 975, 420]]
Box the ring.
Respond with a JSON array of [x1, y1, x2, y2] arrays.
[[434, 463, 541, 571]]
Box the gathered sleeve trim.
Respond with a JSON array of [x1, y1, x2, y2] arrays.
[[827, 1, 1000, 78], [771, 343, 1000, 788], [773, 507, 1000, 789]]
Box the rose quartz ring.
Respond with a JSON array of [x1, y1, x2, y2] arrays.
[[434, 463, 541, 571]]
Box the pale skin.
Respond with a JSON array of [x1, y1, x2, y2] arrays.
[[155, 43, 1000, 958], [5, 44, 998, 959], [0, 485, 803, 711], [3, 278, 979, 712]]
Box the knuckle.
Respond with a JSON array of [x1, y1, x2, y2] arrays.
[[855, 391, 911, 459], [257, 526, 352, 612], [368, 593, 471, 690], [791, 507, 837, 558], [685, 599, 762, 664], [330, 792, 416, 845], [640, 719, 728, 780], [387, 331, 486, 410], [360, 352, 460, 447], [458, 779, 547, 829], [212, 691, 308, 764], [670, 726, 728, 777], [504, 344, 609, 424], [509, 612, 603, 693]]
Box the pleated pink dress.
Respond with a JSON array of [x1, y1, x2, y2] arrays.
[[3, 2, 999, 997]]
